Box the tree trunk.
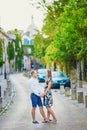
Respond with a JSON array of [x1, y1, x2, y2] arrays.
[[77, 60, 82, 88]]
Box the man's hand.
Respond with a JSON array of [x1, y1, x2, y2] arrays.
[[40, 93, 45, 98]]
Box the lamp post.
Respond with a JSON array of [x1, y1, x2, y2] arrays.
[[4, 54, 6, 79], [3, 40, 6, 79], [14, 51, 17, 72]]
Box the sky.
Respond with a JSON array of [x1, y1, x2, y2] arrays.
[[0, 0, 45, 32]]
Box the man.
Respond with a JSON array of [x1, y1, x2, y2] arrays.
[[29, 70, 48, 124]]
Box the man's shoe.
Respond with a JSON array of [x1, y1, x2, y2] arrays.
[[32, 121, 39, 124]]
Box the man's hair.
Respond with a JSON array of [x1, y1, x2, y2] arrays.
[[31, 70, 35, 76]]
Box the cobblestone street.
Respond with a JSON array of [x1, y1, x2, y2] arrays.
[[0, 73, 87, 130]]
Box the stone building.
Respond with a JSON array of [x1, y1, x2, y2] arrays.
[[22, 16, 39, 70], [0, 27, 12, 110], [0, 27, 9, 77]]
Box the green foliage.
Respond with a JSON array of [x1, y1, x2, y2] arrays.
[[45, 44, 57, 63], [33, 0, 87, 71], [0, 38, 4, 67], [7, 40, 15, 63], [22, 44, 33, 56], [14, 29, 23, 71], [54, 0, 87, 61], [42, 0, 69, 39], [33, 31, 50, 62], [14, 29, 22, 52]]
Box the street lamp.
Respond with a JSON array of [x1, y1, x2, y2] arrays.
[[4, 54, 7, 79], [14, 51, 17, 72], [3, 40, 6, 79]]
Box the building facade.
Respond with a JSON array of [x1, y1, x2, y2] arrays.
[[22, 16, 38, 70], [0, 27, 9, 78]]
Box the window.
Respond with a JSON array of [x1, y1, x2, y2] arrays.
[[24, 38, 29, 44]]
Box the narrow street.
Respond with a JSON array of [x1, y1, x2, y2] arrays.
[[0, 73, 87, 130]]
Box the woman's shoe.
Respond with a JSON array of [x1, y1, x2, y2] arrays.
[[51, 120, 57, 124], [42, 120, 49, 123]]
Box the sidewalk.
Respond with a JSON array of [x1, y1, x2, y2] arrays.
[[0, 75, 15, 115], [82, 81, 87, 95], [61, 92, 87, 117]]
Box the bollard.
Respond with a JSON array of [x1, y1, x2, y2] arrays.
[[0, 97, 2, 110], [60, 85, 65, 94], [77, 92, 83, 103], [84, 95, 87, 108], [65, 87, 70, 96], [71, 88, 77, 100], [0, 86, 2, 110], [0, 86, 1, 97]]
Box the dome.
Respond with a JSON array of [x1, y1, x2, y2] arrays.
[[26, 15, 38, 37]]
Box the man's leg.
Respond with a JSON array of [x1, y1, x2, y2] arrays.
[[31, 93, 39, 123], [38, 96, 47, 121], [31, 107, 36, 121]]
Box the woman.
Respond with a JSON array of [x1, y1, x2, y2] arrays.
[[41, 69, 57, 123]]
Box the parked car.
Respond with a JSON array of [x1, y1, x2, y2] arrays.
[[37, 69, 47, 82], [51, 71, 71, 89]]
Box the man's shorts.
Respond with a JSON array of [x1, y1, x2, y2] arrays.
[[30, 93, 43, 107]]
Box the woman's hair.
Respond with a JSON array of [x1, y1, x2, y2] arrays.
[[47, 69, 52, 78], [46, 69, 52, 84]]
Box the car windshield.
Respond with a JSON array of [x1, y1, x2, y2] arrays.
[[38, 71, 46, 74], [38, 69, 47, 75], [52, 72, 67, 78]]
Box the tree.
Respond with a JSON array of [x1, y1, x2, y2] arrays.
[[14, 29, 23, 71], [33, 31, 50, 64], [35, 0, 69, 63], [7, 40, 15, 63], [32, 0, 87, 75], [52, 0, 87, 84], [53, 0, 87, 63]]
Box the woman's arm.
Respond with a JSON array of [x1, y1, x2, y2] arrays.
[[40, 81, 52, 97], [44, 81, 52, 95]]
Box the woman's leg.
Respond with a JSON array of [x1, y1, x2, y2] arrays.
[[39, 106, 47, 121], [47, 110, 50, 121], [46, 106, 57, 121]]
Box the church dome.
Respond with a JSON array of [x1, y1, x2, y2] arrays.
[[26, 15, 38, 38]]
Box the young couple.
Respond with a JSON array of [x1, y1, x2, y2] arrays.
[[29, 69, 57, 124]]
